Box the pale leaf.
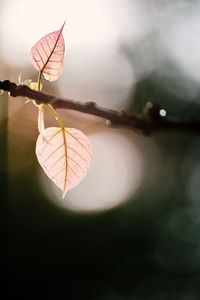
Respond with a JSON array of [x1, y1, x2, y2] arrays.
[[26, 81, 42, 91], [36, 127, 92, 197], [30, 22, 65, 81]]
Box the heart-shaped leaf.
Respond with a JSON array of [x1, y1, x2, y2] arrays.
[[36, 127, 92, 197], [30, 22, 65, 81]]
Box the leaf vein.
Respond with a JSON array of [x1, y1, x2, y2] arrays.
[[65, 129, 91, 155], [41, 129, 62, 154], [43, 143, 64, 164]]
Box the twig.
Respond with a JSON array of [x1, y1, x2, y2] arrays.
[[1, 80, 200, 135]]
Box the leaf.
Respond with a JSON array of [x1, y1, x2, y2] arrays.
[[18, 73, 41, 90], [35, 127, 92, 197], [30, 22, 65, 81], [25, 81, 42, 91]]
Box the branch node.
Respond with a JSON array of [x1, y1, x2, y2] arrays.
[[50, 97, 58, 108], [85, 101, 96, 109]]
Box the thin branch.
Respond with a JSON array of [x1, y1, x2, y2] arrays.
[[1, 80, 200, 135]]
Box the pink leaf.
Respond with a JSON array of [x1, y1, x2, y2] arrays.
[[30, 22, 65, 81], [35, 127, 92, 197]]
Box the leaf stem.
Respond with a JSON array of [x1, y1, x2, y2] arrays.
[[37, 71, 42, 91], [46, 103, 64, 129], [37, 71, 65, 130]]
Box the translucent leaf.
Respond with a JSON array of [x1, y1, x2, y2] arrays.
[[36, 127, 92, 197], [18, 74, 42, 91], [26, 81, 42, 91], [30, 22, 65, 81]]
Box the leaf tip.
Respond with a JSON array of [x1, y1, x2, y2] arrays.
[[61, 20, 66, 31]]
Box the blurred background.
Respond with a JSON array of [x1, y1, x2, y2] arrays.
[[1, 0, 200, 298]]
